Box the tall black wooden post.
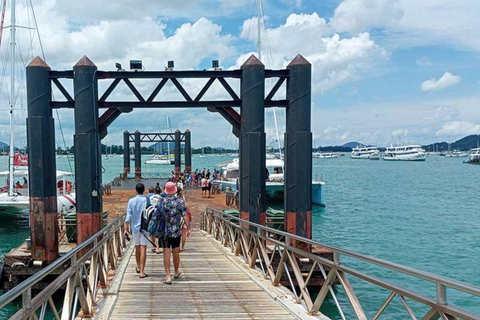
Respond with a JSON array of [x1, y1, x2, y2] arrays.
[[134, 130, 141, 179], [239, 55, 266, 226], [123, 130, 130, 178], [184, 129, 192, 173], [73, 56, 102, 244], [26, 57, 58, 263], [284, 54, 313, 245], [174, 129, 182, 176]]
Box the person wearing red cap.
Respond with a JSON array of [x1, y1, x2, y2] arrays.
[[158, 181, 191, 284]]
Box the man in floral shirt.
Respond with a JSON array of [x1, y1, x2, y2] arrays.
[[158, 182, 190, 284]]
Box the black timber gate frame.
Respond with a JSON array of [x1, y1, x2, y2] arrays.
[[123, 130, 191, 179], [26, 54, 312, 264]]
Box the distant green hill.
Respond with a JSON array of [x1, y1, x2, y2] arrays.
[[342, 141, 364, 148], [424, 134, 480, 151]]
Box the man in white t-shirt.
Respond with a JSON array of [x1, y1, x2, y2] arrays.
[[125, 183, 149, 278]]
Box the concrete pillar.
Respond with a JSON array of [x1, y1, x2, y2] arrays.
[[123, 130, 130, 178], [239, 55, 266, 227], [73, 56, 102, 244], [26, 57, 58, 263], [134, 130, 141, 179], [174, 129, 182, 176], [184, 130, 192, 173], [284, 54, 313, 244]]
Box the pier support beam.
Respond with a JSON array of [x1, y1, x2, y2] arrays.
[[239, 55, 266, 227], [74, 56, 102, 244], [123, 130, 130, 178], [26, 57, 58, 264], [134, 130, 141, 179], [284, 55, 313, 246], [174, 129, 182, 176], [185, 130, 192, 173]]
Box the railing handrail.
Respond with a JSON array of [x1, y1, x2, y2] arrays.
[[206, 207, 480, 298], [0, 213, 126, 309]]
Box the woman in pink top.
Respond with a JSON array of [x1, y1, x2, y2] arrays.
[[201, 177, 207, 198]]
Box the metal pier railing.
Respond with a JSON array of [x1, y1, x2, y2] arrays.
[[200, 207, 480, 320], [0, 214, 128, 320]]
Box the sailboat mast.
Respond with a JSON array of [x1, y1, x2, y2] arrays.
[[256, 0, 283, 164], [8, 0, 15, 195], [257, 0, 262, 61]]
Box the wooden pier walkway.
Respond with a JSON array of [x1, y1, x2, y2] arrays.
[[101, 230, 302, 320]]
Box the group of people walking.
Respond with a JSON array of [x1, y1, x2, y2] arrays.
[[124, 181, 191, 284]]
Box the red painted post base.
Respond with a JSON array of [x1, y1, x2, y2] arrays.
[[123, 167, 130, 179], [175, 166, 181, 177], [185, 166, 192, 173], [30, 196, 59, 264], [285, 211, 312, 251], [240, 211, 249, 229], [135, 167, 141, 179], [77, 212, 102, 245]]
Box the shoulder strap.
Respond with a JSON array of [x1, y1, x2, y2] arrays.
[[146, 196, 151, 208]]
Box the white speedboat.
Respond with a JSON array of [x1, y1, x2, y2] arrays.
[[383, 145, 428, 161], [144, 154, 173, 165], [351, 146, 380, 159], [444, 150, 469, 158], [466, 148, 480, 164], [216, 158, 326, 206], [313, 152, 338, 159]]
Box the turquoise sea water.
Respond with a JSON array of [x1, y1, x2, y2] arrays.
[[0, 154, 479, 319]]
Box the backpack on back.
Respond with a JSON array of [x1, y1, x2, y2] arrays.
[[148, 199, 167, 238], [140, 197, 155, 233]]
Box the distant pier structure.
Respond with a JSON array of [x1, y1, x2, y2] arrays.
[[123, 129, 192, 178]]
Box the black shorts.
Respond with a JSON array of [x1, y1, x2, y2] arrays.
[[202, 187, 207, 191], [160, 236, 181, 249]]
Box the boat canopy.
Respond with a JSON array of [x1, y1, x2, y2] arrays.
[[0, 170, 74, 179]]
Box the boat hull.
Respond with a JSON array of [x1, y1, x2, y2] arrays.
[[144, 159, 171, 165], [212, 180, 326, 206], [383, 154, 428, 161]]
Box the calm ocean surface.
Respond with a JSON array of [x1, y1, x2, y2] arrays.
[[0, 154, 478, 319]]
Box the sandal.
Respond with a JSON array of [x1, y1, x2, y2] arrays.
[[139, 274, 148, 279], [135, 268, 140, 274], [163, 279, 172, 285], [174, 272, 182, 279]]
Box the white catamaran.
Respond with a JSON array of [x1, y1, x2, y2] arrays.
[[145, 113, 174, 165], [0, 0, 76, 214]]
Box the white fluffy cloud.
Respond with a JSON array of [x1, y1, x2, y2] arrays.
[[330, 0, 403, 34], [330, 0, 480, 51], [240, 13, 387, 93], [436, 121, 480, 136], [421, 72, 461, 92]]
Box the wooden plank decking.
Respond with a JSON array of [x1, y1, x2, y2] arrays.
[[107, 231, 297, 320]]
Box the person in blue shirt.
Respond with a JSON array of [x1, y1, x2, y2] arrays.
[[125, 183, 149, 279], [146, 186, 154, 199]]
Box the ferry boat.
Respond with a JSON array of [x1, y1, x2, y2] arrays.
[[466, 148, 480, 164], [383, 145, 428, 161], [214, 158, 326, 206], [444, 150, 469, 158], [351, 146, 380, 159], [312, 152, 338, 159]]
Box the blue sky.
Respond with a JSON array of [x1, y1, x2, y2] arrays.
[[1, 0, 480, 148]]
